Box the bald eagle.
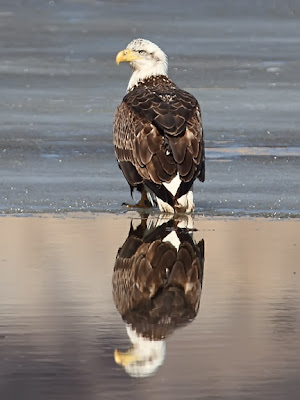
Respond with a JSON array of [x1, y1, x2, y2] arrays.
[[112, 215, 205, 377], [114, 38, 205, 213]]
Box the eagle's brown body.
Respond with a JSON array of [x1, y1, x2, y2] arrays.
[[113, 75, 205, 210]]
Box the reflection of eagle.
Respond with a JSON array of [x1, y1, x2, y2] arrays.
[[114, 38, 205, 213], [112, 216, 204, 377]]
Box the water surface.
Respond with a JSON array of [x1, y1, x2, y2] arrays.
[[0, 214, 299, 399]]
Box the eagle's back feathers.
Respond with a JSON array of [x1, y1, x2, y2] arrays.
[[113, 75, 205, 209]]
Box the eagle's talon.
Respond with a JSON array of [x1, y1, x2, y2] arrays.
[[122, 201, 152, 209], [122, 186, 152, 209]]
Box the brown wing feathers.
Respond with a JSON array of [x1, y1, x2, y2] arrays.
[[112, 218, 204, 339], [113, 76, 205, 204]]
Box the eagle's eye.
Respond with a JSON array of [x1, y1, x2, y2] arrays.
[[137, 50, 145, 54]]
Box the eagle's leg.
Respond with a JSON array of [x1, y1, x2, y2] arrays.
[[122, 186, 152, 209]]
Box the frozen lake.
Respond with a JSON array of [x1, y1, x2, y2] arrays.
[[0, 0, 299, 216]]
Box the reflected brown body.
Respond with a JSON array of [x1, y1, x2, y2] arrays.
[[112, 217, 204, 340]]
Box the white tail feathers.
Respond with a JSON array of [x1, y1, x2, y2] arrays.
[[145, 174, 195, 213], [156, 190, 194, 213]]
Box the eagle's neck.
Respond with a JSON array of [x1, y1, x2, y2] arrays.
[[127, 64, 168, 91]]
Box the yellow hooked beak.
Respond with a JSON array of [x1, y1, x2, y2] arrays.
[[114, 348, 138, 366], [116, 49, 142, 65]]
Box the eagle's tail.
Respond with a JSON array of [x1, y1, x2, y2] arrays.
[[156, 190, 194, 214]]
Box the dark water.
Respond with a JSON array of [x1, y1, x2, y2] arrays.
[[0, 214, 299, 399], [0, 0, 299, 216]]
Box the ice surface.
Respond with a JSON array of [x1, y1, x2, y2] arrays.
[[0, 0, 299, 216]]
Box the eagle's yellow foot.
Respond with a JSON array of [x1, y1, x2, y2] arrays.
[[122, 200, 152, 209], [122, 188, 152, 208]]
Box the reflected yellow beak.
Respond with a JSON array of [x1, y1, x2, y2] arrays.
[[116, 49, 141, 65], [114, 348, 138, 366]]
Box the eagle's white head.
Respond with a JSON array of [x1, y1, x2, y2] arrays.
[[116, 38, 168, 91]]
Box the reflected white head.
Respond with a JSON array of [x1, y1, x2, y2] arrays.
[[114, 325, 166, 378]]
